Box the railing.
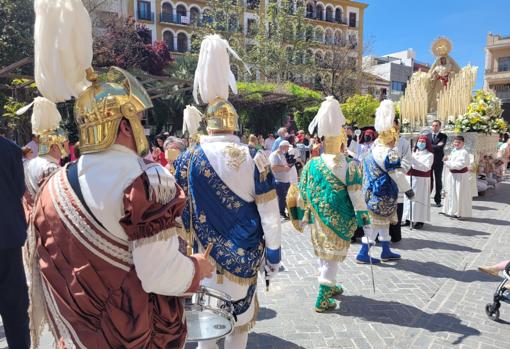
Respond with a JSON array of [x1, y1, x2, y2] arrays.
[[160, 12, 192, 25], [305, 14, 347, 25], [137, 11, 154, 22]]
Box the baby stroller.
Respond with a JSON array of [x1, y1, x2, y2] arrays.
[[485, 261, 510, 321]]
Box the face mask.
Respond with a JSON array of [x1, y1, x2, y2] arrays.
[[364, 136, 372, 143], [417, 143, 426, 150]]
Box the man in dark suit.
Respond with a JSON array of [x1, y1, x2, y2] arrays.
[[427, 120, 448, 207], [0, 131, 30, 349]]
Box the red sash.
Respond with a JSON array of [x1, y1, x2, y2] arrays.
[[407, 169, 432, 177], [450, 167, 468, 174]]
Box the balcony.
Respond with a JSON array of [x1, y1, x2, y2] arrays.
[[485, 69, 510, 84], [137, 11, 154, 22], [305, 14, 347, 25], [160, 13, 192, 25]]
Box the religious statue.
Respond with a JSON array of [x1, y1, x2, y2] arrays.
[[427, 37, 460, 113]]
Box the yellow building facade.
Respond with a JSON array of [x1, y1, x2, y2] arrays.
[[126, 0, 367, 64]]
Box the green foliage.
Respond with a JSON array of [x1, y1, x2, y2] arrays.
[[294, 105, 319, 132], [284, 82, 322, 101], [341, 94, 380, 127], [0, 0, 34, 73], [2, 97, 31, 141]]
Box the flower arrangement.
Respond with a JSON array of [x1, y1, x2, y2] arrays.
[[455, 89, 506, 134]]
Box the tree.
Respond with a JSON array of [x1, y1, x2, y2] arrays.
[[0, 0, 34, 74], [294, 106, 319, 132], [93, 17, 172, 75], [312, 46, 361, 102], [341, 94, 380, 127]]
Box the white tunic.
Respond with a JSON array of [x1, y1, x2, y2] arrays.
[[78, 144, 196, 296], [199, 134, 281, 329], [442, 148, 472, 218], [403, 150, 434, 223]]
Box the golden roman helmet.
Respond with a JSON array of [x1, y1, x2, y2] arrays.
[[74, 67, 153, 156], [377, 127, 399, 146], [38, 129, 69, 158], [205, 97, 239, 133], [323, 129, 348, 155]]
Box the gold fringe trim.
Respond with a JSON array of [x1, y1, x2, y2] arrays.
[[313, 247, 349, 262], [232, 295, 259, 335], [347, 184, 362, 191], [255, 189, 277, 204], [196, 240, 259, 286], [131, 228, 177, 248]]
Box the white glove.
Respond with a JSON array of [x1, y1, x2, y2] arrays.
[[264, 262, 280, 280]]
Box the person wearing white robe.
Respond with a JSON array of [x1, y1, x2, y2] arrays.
[[403, 135, 434, 228], [442, 136, 472, 218]]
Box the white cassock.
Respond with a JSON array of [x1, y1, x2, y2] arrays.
[[442, 148, 472, 218], [403, 149, 434, 223]]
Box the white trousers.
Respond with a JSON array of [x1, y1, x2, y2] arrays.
[[196, 331, 249, 349], [361, 225, 390, 244], [318, 259, 339, 286]]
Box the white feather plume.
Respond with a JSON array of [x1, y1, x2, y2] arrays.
[[34, 0, 93, 102], [308, 96, 345, 137], [374, 99, 395, 133], [193, 34, 241, 104], [26, 97, 62, 134], [182, 105, 203, 136]]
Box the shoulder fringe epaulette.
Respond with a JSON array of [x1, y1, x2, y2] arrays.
[[253, 151, 271, 182], [139, 159, 177, 205]]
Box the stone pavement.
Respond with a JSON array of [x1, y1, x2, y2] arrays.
[[2, 181, 509, 349]]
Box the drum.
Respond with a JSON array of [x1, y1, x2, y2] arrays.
[[185, 286, 236, 342]]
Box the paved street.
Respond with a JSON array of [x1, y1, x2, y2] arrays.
[[2, 180, 509, 349]]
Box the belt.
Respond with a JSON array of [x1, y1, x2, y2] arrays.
[[450, 167, 468, 174], [407, 169, 432, 177]]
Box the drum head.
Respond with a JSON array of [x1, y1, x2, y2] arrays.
[[186, 310, 233, 342]]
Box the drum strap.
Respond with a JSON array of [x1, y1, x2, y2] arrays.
[[232, 284, 257, 316]]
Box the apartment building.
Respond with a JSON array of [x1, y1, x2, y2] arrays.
[[484, 33, 510, 121]]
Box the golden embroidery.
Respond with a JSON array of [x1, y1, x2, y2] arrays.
[[199, 213, 207, 223], [222, 143, 247, 170], [255, 189, 277, 204]]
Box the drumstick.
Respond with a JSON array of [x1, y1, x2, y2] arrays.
[[204, 243, 213, 258]]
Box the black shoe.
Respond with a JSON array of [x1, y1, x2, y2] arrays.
[[412, 222, 424, 229], [351, 236, 358, 243], [401, 220, 410, 227], [435, 202, 442, 207], [391, 237, 401, 243]]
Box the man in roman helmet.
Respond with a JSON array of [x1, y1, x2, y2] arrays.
[[174, 35, 282, 349], [287, 96, 370, 312], [356, 100, 414, 264], [20, 97, 68, 215], [30, 1, 213, 347]]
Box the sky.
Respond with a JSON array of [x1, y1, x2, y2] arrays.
[[363, 0, 510, 89]]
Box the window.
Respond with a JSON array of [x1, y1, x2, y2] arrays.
[[334, 31, 342, 45], [177, 33, 188, 52], [247, 0, 259, 10], [160, 3, 173, 23], [316, 4, 324, 21], [499, 57, 510, 72], [349, 12, 357, 27], [335, 8, 342, 23], [325, 30, 333, 45], [137, 1, 152, 21], [391, 81, 407, 92], [348, 34, 357, 48], [163, 31, 174, 51], [190, 7, 200, 24], [247, 19, 258, 37], [306, 4, 314, 18], [325, 7, 333, 22]]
